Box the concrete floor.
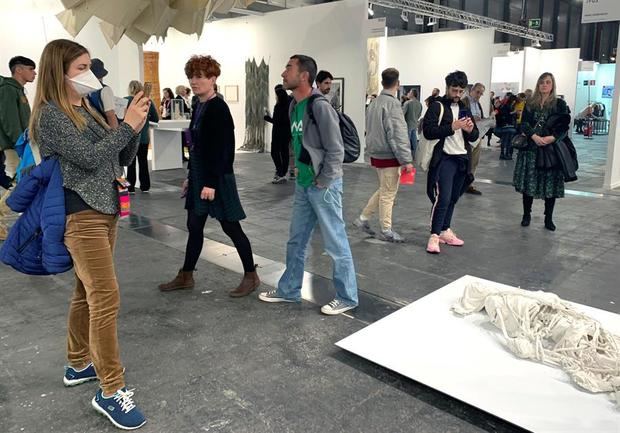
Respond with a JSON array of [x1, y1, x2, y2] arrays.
[[1, 136, 619, 432]]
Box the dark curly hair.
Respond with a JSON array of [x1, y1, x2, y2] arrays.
[[184, 55, 221, 79], [445, 70, 468, 89]]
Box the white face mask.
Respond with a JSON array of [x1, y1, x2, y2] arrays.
[[67, 70, 102, 96]]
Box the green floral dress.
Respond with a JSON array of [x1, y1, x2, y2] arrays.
[[513, 98, 569, 199]]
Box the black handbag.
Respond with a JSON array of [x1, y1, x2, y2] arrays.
[[511, 134, 529, 150]]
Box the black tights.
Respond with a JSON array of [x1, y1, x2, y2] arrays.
[[182, 211, 255, 273], [522, 194, 556, 218]]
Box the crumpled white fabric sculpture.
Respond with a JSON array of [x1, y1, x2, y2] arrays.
[[56, 0, 255, 48], [452, 282, 620, 406]]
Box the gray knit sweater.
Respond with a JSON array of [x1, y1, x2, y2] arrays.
[[38, 104, 139, 215]]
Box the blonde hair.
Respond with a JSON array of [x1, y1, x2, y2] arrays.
[[528, 72, 557, 110], [175, 85, 186, 95], [29, 39, 108, 144], [128, 80, 143, 96]]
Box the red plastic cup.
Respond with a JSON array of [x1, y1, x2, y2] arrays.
[[400, 167, 416, 185]]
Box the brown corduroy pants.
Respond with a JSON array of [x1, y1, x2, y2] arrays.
[[64, 210, 124, 395]]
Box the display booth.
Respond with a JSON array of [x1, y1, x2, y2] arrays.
[[491, 47, 580, 117], [385, 28, 495, 115], [144, 0, 368, 156]]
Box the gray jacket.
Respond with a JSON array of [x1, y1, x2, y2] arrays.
[[38, 104, 139, 215], [365, 90, 412, 164], [289, 90, 343, 187]]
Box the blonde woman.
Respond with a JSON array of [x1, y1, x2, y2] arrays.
[[30, 39, 149, 429], [513, 72, 570, 231], [125, 80, 159, 193]]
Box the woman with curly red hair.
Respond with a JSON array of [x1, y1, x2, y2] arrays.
[[158, 55, 260, 296]]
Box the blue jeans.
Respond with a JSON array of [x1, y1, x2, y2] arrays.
[[277, 177, 358, 305], [409, 129, 418, 156]]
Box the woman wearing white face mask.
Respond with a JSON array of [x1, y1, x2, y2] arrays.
[[29, 39, 149, 430]]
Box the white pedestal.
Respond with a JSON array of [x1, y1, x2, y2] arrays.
[[337, 275, 620, 433], [150, 120, 190, 171]]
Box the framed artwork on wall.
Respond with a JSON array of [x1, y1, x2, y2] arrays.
[[327, 77, 344, 112], [224, 85, 239, 103], [397, 84, 422, 101]]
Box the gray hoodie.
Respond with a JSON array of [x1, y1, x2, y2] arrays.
[[288, 90, 344, 187], [365, 90, 412, 164]]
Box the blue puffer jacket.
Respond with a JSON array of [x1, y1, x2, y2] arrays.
[[0, 158, 72, 275]]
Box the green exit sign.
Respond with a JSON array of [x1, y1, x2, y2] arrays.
[[528, 18, 541, 29]]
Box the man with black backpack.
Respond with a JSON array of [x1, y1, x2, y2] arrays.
[[258, 54, 358, 316], [87, 59, 118, 128]]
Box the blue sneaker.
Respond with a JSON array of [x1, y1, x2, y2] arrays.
[[92, 387, 146, 430], [63, 363, 98, 387]]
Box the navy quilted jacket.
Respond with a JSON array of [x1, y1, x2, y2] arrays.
[[0, 158, 72, 275]]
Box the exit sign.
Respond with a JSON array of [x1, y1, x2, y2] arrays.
[[528, 18, 541, 29]]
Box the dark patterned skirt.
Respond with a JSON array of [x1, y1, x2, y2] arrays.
[[185, 172, 246, 221], [513, 148, 564, 199]]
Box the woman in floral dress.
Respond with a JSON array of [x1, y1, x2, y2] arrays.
[[513, 72, 570, 231]]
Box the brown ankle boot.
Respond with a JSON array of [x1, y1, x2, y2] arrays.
[[229, 268, 260, 298], [158, 269, 195, 292]]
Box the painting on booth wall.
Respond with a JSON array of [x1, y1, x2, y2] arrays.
[[327, 78, 344, 113], [367, 38, 380, 97], [397, 85, 421, 102]]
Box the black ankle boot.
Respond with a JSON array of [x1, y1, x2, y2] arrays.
[[544, 198, 556, 231], [521, 214, 531, 227], [521, 195, 533, 227]]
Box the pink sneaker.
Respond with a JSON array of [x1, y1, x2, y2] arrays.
[[439, 229, 464, 246], [426, 234, 441, 254]]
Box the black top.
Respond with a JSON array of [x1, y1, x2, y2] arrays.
[[496, 102, 516, 128], [188, 96, 236, 189], [264, 95, 293, 145]]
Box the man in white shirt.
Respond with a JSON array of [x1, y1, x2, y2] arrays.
[[421, 71, 479, 254]]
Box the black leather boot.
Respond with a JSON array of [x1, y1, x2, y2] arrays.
[[521, 194, 533, 227], [544, 198, 556, 231]]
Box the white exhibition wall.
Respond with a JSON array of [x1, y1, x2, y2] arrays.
[[576, 63, 616, 118], [1, 0, 141, 104], [605, 35, 620, 190], [385, 28, 495, 115], [491, 47, 580, 116], [145, 0, 367, 152]]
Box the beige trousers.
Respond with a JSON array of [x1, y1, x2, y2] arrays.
[[470, 141, 482, 176], [361, 166, 401, 231]]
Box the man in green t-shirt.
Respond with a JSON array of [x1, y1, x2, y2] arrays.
[[259, 54, 358, 316]]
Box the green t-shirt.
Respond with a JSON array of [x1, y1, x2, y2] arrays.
[[290, 98, 315, 187]]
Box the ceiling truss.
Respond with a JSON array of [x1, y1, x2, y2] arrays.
[[371, 0, 554, 43]]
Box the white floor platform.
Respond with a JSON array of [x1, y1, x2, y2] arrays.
[[336, 276, 620, 433]]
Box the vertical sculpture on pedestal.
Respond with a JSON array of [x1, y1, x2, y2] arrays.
[[241, 58, 269, 152]]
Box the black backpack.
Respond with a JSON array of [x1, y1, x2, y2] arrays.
[[307, 94, 360, 163]]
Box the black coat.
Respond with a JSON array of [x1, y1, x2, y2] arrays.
[[422, 96, 480, 169], [264, 96, 292, 146]]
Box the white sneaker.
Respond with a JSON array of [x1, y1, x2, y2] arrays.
[[271, 176, 287, 184], [321, 299, 357, 315]]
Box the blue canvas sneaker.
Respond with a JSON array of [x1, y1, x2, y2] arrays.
[[63, 363, 98, 387], [92, 387, 146, 430]]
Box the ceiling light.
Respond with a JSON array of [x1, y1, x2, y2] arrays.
[[368, 4, 374, 17], [427, 17, 437, 26], [401, 10, 408, 23], [531, 39, 542, 48]]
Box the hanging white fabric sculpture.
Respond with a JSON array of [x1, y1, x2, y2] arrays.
[[452, 283, 620, 406]]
